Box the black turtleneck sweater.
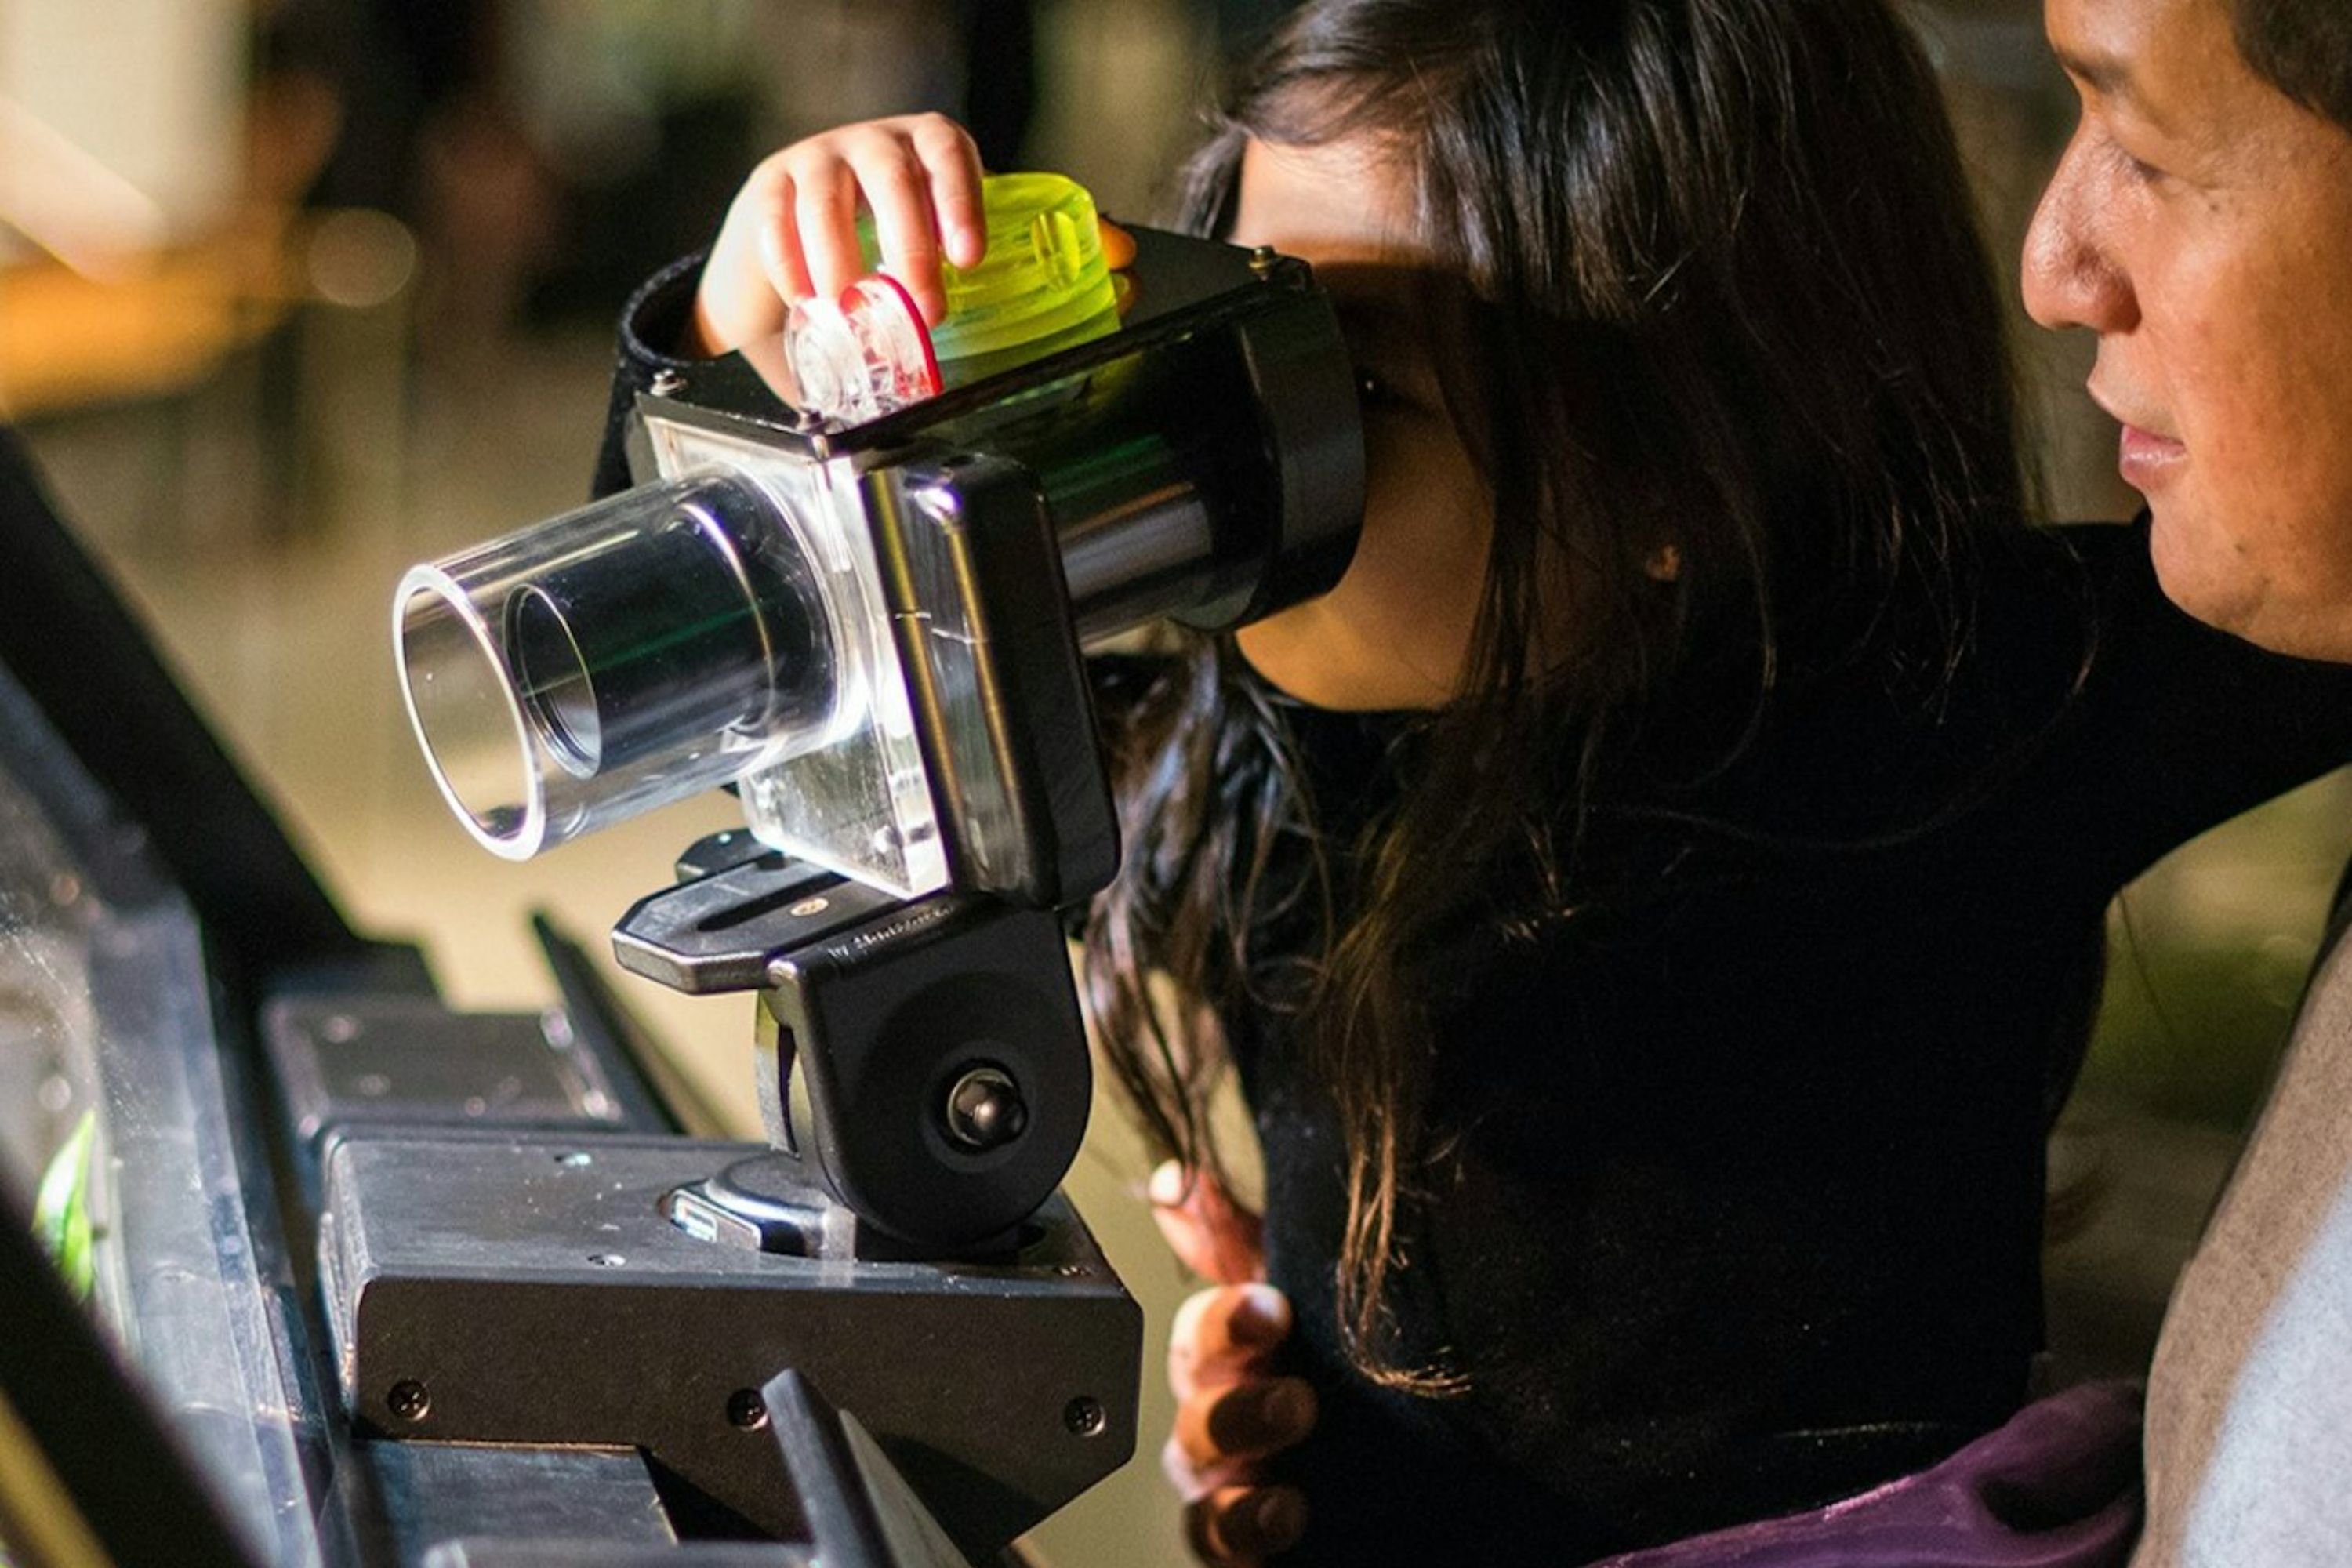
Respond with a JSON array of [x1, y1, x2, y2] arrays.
[[1208, 521, 2352, 1565]]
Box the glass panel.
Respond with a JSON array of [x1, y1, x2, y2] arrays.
[[0, 667, 324, 1568]]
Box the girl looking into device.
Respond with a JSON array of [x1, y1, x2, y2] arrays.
[[633, 2, 2352, 1561]]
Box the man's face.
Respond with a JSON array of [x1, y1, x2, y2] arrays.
[[2025, 0, 2352, 658]]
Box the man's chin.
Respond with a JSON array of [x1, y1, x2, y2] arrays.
[[2147, 501, 2263, 637], [2233, 611, 2352, 664], [2148, 514, 2352, 662]]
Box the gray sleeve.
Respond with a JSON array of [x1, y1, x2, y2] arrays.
[[2139, 918, 2352, 1567]]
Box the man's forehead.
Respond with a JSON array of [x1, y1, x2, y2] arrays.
[[2044, 0, 2245, 130], [2045, 0, 2145, 93]]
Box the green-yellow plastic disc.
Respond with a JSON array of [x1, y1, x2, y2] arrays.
[[862, 171, 1120, 374]]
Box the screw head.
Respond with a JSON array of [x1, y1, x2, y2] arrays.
[[555, 1151, 593, 1167], [387, 1380, 431, 1422], [650, 368, 686, 397], [944, 1066, 1028, 1152], [1063, 1396, 1106, 1437], [589, 1252, 626, 1268]]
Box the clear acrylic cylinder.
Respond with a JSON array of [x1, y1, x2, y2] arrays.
[[394, 472, 843, 860]]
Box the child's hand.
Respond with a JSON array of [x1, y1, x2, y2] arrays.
[[691, 113, 988, 357], [1150, 1161, 1314, 1566]]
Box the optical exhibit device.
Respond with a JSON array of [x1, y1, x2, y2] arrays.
[[347, 207, 1366, 1562], [0, 214, 1362, 1566]]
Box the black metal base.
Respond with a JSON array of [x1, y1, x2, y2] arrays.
[[319, 1128, 1140, 1558], [409, 1374, 980, 1567]]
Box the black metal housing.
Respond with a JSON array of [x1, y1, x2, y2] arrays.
[[625, 227, 1364, 913], [319, 1130, 1138, 1555]]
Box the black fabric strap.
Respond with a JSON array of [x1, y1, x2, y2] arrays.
[[591, 249, 710, 499]]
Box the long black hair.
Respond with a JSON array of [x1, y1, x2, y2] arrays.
[[1083, 0, 2031, 1390]]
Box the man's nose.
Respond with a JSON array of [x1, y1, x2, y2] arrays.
[[2022, 136, 2137, 336]]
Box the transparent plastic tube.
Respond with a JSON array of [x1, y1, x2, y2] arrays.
[[394, 472, 841, 860]]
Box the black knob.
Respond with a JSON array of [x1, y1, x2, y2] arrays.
[[944, 1065, 1029, 1152]]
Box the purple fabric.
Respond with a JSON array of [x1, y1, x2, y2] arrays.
[[1587, 1382, 2143, 1568]]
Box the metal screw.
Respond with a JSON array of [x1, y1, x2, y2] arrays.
[[787, 897, 830, 918], [650, 368, 686, 397], [1063, 1396, 1106, 1438], [726, 1389, 770, 1431], [589, 1253, 626, 1268], [944, 1066, 1028, 1152], [353, 1073, 392, 1098], [321, 1014, 362, 1044], [1249, 245, 1278, 276], [555, 1151, 593, 1167], [1055, 1263, 1087, 1279], [387, 1380, 431, 1422]]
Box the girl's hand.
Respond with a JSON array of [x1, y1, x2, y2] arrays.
[[691, 113, 988, 357], [1149, 1161, 1315, 1566]]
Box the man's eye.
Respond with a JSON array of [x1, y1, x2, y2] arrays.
[[2107, 136, 2165, 185]]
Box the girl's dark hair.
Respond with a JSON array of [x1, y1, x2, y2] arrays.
[[1083, 0, 2028, 1390]]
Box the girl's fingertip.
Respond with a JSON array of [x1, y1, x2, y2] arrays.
[[1098, 219, 1138, 270], [1149, 1160, 1187, 1207], [1236, 1283, 1291, 1336]]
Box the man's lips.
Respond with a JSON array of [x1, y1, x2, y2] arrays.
[[2089, 386, 2187, 492], [2118, 423, 2187, 492]]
